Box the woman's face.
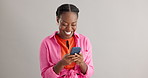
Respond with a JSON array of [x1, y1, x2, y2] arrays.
[[57, 12, 78, 39]]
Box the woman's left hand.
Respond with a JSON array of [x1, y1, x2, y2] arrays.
[[72, 53, 84, 65], [72, 53, 88, 74]]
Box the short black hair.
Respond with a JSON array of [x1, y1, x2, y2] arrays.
[[56, 4, 79, 18]]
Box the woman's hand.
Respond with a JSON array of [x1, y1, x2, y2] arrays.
[[53, 54, 75, 74], [72, 53, 84, 65], [60, 54, 75, 66], [72, 53, 88, 74], [54, 53, 87, 75]]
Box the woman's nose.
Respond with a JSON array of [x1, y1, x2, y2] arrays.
[[66, 25, 72, 31]]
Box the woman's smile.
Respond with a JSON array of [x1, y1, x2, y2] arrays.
[[64, 31, 72, 35]]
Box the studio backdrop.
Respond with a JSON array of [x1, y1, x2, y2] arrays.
[[0, 0, 148, 78]]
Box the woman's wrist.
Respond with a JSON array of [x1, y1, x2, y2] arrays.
[[79, 61, 85, 66], [53, 60, 65, 74], [79, 61, 88, 74], [59, 60, 66, 67]]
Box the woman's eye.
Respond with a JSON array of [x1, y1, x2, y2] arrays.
[[72, 23, 77, 26], [72, 24, 76, 26], [62, 24, 67, 26]]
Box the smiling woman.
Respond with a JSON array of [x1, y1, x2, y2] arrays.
[[39, 4, 94, 78], [57, 12, 77, 39]]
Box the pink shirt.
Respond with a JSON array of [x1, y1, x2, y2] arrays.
[[40, 31, 94, 78]]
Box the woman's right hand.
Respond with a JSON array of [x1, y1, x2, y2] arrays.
[[53, 54, 75, 74], [60, 54, 75, 66]]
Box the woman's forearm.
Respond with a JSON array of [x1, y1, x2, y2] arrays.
[[79, 61, 88, 74], [53, 60, 64, 74]]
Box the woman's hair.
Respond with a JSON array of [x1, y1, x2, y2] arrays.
[[56, 4, 79, 18]]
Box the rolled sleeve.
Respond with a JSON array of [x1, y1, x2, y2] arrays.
[[40, 40, 59, 78], [80, 51, 94, 78], [41, 66, 59, 78], [80, 61, 94, 78], [79, 37, 94, 78]]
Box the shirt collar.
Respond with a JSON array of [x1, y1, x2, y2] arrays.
[[49, 31, 80, 39]]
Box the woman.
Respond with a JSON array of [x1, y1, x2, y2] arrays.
[[40, 4, 94, 78]]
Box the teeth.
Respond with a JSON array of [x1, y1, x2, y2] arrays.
[[65, 31, 71, 35]]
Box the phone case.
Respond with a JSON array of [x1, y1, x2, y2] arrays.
[[70, 47, 81, 55]]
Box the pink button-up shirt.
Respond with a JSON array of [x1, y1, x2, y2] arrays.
[[40, 31, 94, 78]]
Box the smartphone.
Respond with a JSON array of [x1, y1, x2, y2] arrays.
[[70, 47, 81, 55]]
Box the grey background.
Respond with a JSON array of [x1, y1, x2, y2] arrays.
[[0, 0, 148, 78]]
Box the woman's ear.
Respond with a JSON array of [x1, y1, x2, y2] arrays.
[[56, 17, 60, 26], [56, 17, 59, 23]]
